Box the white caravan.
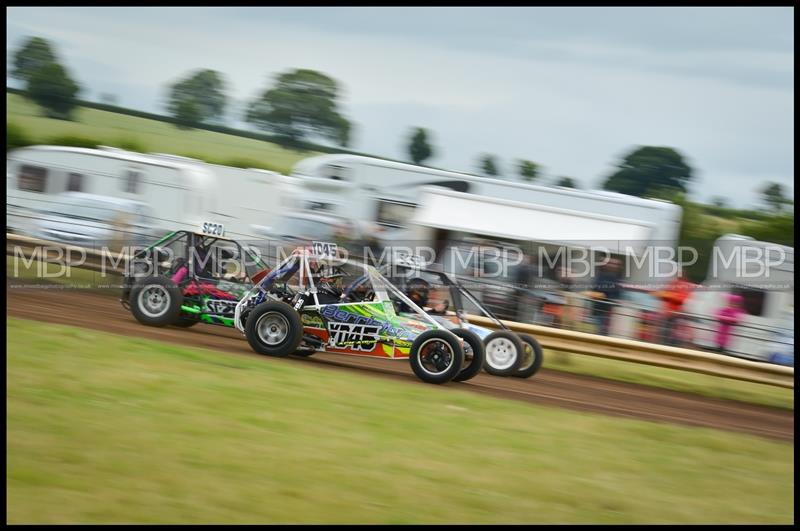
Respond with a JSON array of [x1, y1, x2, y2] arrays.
[[289, 154, 682, 248], [7, 145, 216, 239], [6, 146, 301, 246], [408, 186, 681, 279], [683, 234, 794, 361], [145, 153, 303, 241]]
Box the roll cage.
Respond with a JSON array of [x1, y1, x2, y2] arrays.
[[380, 261, 512, 331], [234, 248, 447, 333], [127, 230, 268, 281]]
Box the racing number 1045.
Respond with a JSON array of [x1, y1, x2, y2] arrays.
[[312, 241, 337, 257]]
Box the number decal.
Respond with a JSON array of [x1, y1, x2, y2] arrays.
[[397, 253, 424, 268], [312, 241, 338, 258], [200, 222, 224, 236]]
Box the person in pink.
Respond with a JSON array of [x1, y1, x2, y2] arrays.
[[715, 293, 745, 354]]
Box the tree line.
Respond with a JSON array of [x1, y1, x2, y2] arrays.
[[9, 35, 793, 212]]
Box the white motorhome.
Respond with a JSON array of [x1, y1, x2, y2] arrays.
[[289, 154, 682, 248], [683, 234, 794, 361], [6, 146, 300, 244]]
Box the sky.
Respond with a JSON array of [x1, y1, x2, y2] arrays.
[[6, 6, 795, 208]]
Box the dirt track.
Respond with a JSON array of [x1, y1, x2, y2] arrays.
[[6, 286, 794, 442]]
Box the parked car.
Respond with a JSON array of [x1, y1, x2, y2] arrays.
[[30, 192, 157, 249]]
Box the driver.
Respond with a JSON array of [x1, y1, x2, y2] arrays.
[[398, 278, 448, 315], [406, 277, 431, 308], [194, 239, 216, 278], [313, 265, 345, 304]]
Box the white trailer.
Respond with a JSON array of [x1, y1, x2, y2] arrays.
[[404, 185, 682, 325], [682, 234, 794, 361], [145, 153, 303, 241], [289, 154, 683, 248], [6, 146, 216, 239], [6, 146, 301, 243]]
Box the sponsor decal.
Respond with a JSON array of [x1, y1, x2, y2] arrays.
[[327, 322, 380, 351], [206, 299, 237, 315], [403, 319, 430, 331], [320, 305, 418, 341], [301, 313, 325, 328]]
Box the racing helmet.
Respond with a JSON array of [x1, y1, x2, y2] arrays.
[[315, 265, 345, 297], [405, 277, 431, 307]]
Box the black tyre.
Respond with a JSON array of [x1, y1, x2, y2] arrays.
[[409, 330, 464, 384], [244, 301, 303, 357], [129, 276, 183, 327], [451, 328, 485, 382], [482, 330, 524, 376], [173, 316, 200, 328], [514, 334, 544, 379]]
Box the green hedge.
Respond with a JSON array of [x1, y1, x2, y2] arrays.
[[6, 86, 378, 157], [6, 122, 33, 151], [7, 120, 283, 173], [45, 135, 102, 149]]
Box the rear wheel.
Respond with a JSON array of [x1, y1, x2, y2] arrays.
[[129, 276, 183, 327], [244, 301, 303, 356], [451, 328, 485, 382], [409, 330, 464, 384], [483, 331, 524, 376], [514, 334, 544, 378]]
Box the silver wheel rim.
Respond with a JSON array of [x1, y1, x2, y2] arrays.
[[485, 337, 518, 370], [138, 285, 171, 318], [417, 338, 456, 376], [256, 312, 290, 346]]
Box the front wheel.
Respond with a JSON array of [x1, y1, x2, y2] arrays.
[[483, 331, 524, 376], [409, 330, 464, 384], [514, 334, 544, 378], [244, 301, 303, 356], [450, 328, 485, 382]]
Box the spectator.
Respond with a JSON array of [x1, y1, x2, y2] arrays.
[[558, 264, 581, 331], [655, 272, 696, 346], [592, 258, 623, 336], [715, 293, 745, 355], [513, 254, 537, 322]]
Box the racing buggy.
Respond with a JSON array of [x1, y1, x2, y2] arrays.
[[380, 255, 544, 379], [121, 225, 270, 328], [233, 243, 474, 385]]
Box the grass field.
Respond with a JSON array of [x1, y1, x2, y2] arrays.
[[7, 318, 794, 524], [6, 93, 316, 175]]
